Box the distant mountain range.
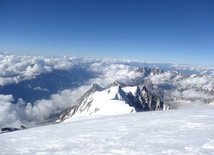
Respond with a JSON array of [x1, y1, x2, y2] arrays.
[[135, 67, 214, 108]]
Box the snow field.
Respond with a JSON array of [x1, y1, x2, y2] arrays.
[[1, 107, 214, 154], [73, 86, 136, 117]]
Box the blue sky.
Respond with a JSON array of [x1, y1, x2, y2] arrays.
[[0, 0, 213, 66]]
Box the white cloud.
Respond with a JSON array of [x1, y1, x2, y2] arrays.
[[0, 85, 92, 128], [33, 86, 49, 91], [0, 55, 76, 86], [0, 95, 22, 128], [89, 63, 142, 87], [149, 72, 174, 85], [181, 89, 211, 99]]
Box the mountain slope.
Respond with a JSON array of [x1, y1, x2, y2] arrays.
[[56, 84, 163, 122], [1, 107, 214, 155]]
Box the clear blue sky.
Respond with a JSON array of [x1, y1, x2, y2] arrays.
[[0, 0, 214, 65]]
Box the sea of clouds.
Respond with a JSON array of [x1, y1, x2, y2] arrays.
[[0, 52, 214, 128]]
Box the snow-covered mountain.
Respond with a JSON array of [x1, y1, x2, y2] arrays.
[[56, 83, 163, 122]]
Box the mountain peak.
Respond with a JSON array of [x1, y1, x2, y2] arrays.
[[151, 67, 164, 75], [91, 83, 102, 92], [56, 85, 164, 122], [141, 85, 148, 93], [137, 67, 152, 76], [137, 66, 165, 77]]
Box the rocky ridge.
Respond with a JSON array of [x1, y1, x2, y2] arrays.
[[56, 83, 163, 122]]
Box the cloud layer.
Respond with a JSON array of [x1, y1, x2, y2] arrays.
[[0, 52, 214, 128]]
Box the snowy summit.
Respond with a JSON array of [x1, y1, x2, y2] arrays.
[[56, 84, 163, 122]]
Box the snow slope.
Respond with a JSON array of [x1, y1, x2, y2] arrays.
[[56, 85, 163, 122], [71, 86, 136, 117], [1, 106, 214, 155]]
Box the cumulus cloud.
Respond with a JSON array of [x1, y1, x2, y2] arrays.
[[88, 63, 142, 87], [0, 95, 22, 128], [182, 89, 211, 99], [171, 63, 214, 75], [149, 72, 174, 85], [171, 89, 211, 99], [180, 76, 207, 87], [0, 54, 78, 86], [0, 85, 92, 129], [178, 75, 214, 91], [24, 86, 90, 123]]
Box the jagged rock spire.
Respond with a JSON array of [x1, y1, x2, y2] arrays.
[[137, 67, 151, 76]]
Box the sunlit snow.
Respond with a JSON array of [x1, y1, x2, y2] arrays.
[[1, 106, 214, 155], [73, 86, 136, 117]]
